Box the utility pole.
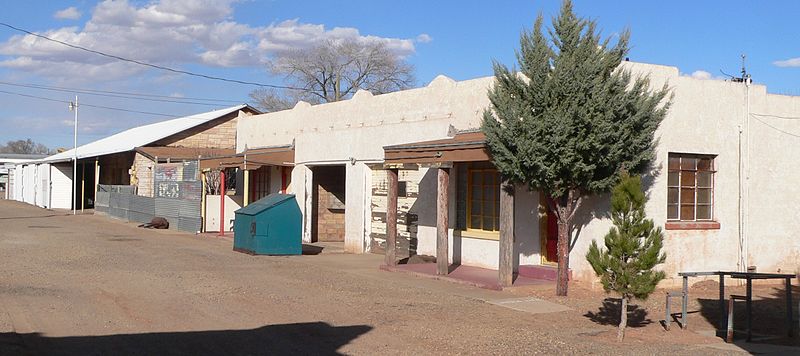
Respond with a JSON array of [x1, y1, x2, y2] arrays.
[[69, 95, 78, 215]]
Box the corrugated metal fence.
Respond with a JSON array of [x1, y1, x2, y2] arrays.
[[96, 184, 202, 233]]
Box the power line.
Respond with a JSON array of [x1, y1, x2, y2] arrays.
[[751, 115, 800, 139], [0, 80, 241, 104], [0, 22, 303, 90], [0, 81, 238, 107], [0, 89, 178, 117], [750, 112, 800, 121]]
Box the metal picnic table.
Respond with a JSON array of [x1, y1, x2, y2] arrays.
[[677, 271, 795, 342]]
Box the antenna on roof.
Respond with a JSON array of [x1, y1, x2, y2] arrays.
[[719, 54, 752, 84], [741, 54, 752, 84]]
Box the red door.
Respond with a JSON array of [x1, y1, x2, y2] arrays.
[[545, 207, 559, 262]]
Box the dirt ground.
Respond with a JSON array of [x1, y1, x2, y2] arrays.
[[0, 199, 794, 355]]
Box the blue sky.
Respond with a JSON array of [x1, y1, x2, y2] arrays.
[[2, 0, 800, 149]]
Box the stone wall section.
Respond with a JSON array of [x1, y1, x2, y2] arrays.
[[133, 152, 155, 197], [152, 110, 246, 149]]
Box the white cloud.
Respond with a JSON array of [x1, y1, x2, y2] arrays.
[[690, 70, 712, 80], [774, 58, 800, 67], [0, 0, 418, 81], [256, 19, 415, 57], [416, 33, 432, 43], [54, 7, 82, 20]]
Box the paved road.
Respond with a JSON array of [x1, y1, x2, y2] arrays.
[[0, 200, 725, 355]]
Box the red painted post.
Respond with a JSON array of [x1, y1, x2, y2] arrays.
[[219, 169, 225, 236]]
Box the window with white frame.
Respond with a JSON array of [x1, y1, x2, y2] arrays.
[[667, 153, 715, 221]]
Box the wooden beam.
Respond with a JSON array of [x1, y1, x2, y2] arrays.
[[382, 163, 420, 170], [385, 168, 398, 266], [419, 162, 453, 169], [436, 167, 450, 275], [499, 181, 514, 287]]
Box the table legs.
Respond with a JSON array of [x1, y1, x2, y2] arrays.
[[787, 277, 794, 338], [719, 274, 725, 331], [682, 276, 688, 328], [746, 277, 752, 342]]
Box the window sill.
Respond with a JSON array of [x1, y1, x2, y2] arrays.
[[665, 221, 720, 230], [457, 230, 500, 241]]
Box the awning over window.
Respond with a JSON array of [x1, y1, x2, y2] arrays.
[[383, 131, 490, 165], [199, 145, 295, 170]]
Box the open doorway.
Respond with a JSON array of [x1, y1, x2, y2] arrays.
[[311, 165, 346, 242], [73, 160, 96, 210]]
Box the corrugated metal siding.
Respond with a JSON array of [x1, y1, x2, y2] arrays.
[[97, 184, 200, 233], [50, 164, 73, 209], [12, 166, 22, 202], [6, 167, 15, 200], [22, 164, 36, 205]]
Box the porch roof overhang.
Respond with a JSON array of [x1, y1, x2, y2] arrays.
[[135, 146, 235, 161], [199, 145, 295, 171], [382, 131, 490, 167]]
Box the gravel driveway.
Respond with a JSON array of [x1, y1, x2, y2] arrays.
[[0, 200, 735, 355]]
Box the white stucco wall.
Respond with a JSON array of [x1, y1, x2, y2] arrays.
[[236, 61, 800, 285], [205, 194, 242, 232]]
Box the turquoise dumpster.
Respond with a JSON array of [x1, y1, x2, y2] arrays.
[[233, 193, 302, 255]]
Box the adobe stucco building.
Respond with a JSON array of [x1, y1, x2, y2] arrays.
[[234, 60, 800, 286]]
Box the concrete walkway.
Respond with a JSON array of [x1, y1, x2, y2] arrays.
[[380, 262, 551, 291]]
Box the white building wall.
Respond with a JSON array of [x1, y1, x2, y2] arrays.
[[50, 164, 73, 209], [205, 195, 242, 232], [236, 61, 800, 285]]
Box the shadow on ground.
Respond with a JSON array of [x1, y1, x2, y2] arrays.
[[0, 214, 68, 220], [584, 298, 652, 327], [302, 244, 324, 255], [696, 284, 800, 346], [0, 322, 372, 355]]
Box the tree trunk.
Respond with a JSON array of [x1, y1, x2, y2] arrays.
[[556, 213, 570, 296], [551, 189, 581, 297], [618, 297, 628, 342]]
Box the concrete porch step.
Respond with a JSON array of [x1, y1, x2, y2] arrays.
[[518, 265, 571, 281]]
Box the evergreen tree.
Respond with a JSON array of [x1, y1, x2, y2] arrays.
[[586, 174, 666, 342], [481, 0, 670, 296]]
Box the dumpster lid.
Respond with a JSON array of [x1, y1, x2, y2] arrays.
[[235, 193, 296, 216]]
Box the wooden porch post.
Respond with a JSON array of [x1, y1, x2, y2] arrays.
[[281, 167, 289, 194], [200, 171, 207, 233], [80, 161, 85, 212], [385, 168, 398, 266], [436, 167, 450, 275], [219, 169, 225, 237], [94, 158, 99, 204], [243, 169, 250, 207], [499, 181, 515, 287]]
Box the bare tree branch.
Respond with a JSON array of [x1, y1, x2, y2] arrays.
[[0, 139, 53, 155], [250, 38, 415, 110]]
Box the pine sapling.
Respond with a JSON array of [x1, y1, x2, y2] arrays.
[[586, 174, 666, 341]]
